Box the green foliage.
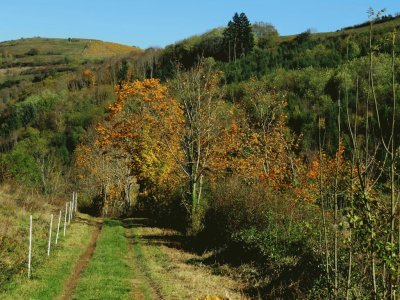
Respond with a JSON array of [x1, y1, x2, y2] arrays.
[[1, 141, 40, 186], [256, 27, 279, 49], [26, 47, 39, 56], [117, 59, 129, 82]]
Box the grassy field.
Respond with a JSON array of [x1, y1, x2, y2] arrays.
[[125, 219, 245, 300], [0, 37, 140, 62]]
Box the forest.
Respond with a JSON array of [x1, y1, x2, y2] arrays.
[[1, 7, 400, 299]]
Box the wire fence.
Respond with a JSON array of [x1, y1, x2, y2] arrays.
[[28, 191, 78, 279]]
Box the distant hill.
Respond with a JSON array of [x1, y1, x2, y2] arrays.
[[0, 37, 141, 68]]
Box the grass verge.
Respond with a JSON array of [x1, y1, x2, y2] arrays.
[[1, 213, 95, 300], [127, 220, 244, 299]]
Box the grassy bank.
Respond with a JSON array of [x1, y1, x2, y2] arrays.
[[1, 213, 95, 299], [125, 219, 244, 300], [0, 184, 72, 290]]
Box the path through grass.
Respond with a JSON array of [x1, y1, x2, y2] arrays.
[[2, 216, 245, 299], [72, 219, 153, 300]]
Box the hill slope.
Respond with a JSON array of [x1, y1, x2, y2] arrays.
[[0, 37, 140, 65]]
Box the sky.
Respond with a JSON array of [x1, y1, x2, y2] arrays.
[[1, 0, 400, 48]]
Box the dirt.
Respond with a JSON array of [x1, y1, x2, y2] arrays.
[[59, 220, 103, 300]]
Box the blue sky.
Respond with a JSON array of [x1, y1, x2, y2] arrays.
[[1, 0, 400, 48]]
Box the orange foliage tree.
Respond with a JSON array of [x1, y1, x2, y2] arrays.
[[95, 79, 183, 209]]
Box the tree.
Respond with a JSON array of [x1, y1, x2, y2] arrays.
[[94, 79, 183, 215], [169, 59, 232, 233], [252, 22, 279, 49], [117, 59, 129, 83], [223, 12, 254, 62]]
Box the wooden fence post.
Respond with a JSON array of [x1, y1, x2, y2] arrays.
[[68, 201, 71, 224], [75, 192, 78, 213], [71, 192, 75, 218]]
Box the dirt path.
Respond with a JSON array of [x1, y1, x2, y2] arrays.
[[59, 219, 103, 300]]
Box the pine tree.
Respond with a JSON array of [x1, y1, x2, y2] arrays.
[[223, 12, 254, 62], [117, 59, 129, 83]]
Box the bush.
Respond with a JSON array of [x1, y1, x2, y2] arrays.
[[197, 177, 323, 297], [26, 48, 39, 56]]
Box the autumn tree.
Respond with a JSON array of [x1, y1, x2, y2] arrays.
[[74, 127, 136, 216], [94, 79, 183, 214], [168, 59, 237, 232]]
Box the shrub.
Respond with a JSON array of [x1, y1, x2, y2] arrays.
[[26, 48, 39, 56]]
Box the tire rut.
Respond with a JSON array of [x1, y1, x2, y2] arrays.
[[59, 220, 103, 300], [124, 221, 165, 300]]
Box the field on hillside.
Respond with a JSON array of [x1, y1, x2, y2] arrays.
[[0, 38, 140, 65]]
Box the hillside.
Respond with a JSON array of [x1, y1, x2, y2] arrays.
[[0, 37, 140, 65], [0, 38, 141, 90], [1, 10, 400, 299]]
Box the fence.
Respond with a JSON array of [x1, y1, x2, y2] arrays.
[[28, 191, 78, 279]]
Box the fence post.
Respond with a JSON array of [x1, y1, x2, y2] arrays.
[[55, 210, 61, 245], [47, 214, 53, 256], [28, 215, 32, 279], [75, 192, 78, 213], [68, 201, 71, 224], [70, 200, 73, 221], [64, 202, 68, 236], [71, 192, 75, 218]]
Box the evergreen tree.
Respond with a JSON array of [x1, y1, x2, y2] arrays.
[[223, 12, 254, 62], [117, 59, 129, 83]]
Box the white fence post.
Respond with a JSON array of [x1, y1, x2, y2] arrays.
[[55, 210, 61, 245], [75, 192, 78, 213], [28, 215, 32, 279], [68, 201, 72, 224], [64, 202, 68, 236], [71, 192, 75, 219], [47, 214, 53, 256]]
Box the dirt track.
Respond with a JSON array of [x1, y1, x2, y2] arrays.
[[60, 220, 102, 300]]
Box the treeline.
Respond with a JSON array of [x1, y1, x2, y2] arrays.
[[147, 12, 400, 82], [341, 12, 400, 31]]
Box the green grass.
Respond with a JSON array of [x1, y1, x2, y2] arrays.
[[130, 226, 169, 293], [127, 223, 243, 299], [1, 214, 94, 300], [73, 219, 152, 300]]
